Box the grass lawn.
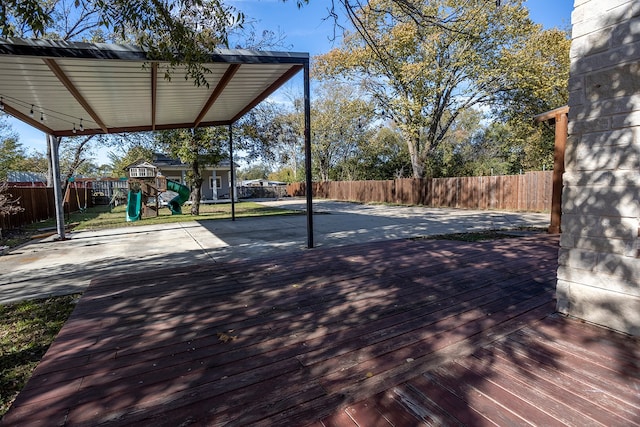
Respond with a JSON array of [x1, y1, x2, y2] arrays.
[[69, 201, 301, 231], [0, 295, 79, 417]]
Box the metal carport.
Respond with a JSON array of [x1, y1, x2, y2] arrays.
[[0, 37, 313, 246]]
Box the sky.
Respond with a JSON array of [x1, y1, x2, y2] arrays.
[[6, 0, 574, 166]]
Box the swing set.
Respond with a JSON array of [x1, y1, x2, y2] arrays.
[[64, 177, 88, 214]]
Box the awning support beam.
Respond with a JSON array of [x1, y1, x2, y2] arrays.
[[194, 64, 241, 128], [48, 134, 66, 240], [303, 60, 313, 248], [43, 58, 109, 133], [229, 124, 236, 221]]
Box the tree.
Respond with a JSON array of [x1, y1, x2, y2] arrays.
[[268, 167, 299, 183], [156, 127, 226, 215], [0, 181, 24, 238], [1, 0, 243, 86], [315, 0, 555, 178], [58, 135, 97, 193], [236, 99, 306, 180], [0, 135, 23, 181], [309, 82, 375, 181], [237, 164, 271, 181], [333, 125, 410, 180], [493, 27, 571, 171], [17, 150, 49, 175], [427, 107, 486, 177]]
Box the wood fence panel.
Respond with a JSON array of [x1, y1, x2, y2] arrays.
[[352, 181, 363, 202], [431, 179, 441, 207], [504, 175, 516, 211], [1, 187, 55, 230], [286, 171, 553, 213]]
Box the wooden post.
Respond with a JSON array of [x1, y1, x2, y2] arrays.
[[534, 105, 569, 234], [549, 111, 568, 233]]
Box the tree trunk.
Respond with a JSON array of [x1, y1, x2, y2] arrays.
[[190, 182, 202, 215], [190, 158, 202, 215], [406, 133, 424, 179]]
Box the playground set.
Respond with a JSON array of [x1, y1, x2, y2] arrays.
[[125, 162, 191, 222]]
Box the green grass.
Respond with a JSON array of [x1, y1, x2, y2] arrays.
[[0, 295, 79, 418], [67, 201, 300, 231]]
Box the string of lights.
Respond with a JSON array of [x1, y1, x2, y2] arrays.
[[0, 93, 96, 134]]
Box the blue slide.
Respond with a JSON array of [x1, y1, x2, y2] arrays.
[[126, 190, 142, 221], [166, 180, 191, 215]]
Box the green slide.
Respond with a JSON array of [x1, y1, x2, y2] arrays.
[[166, 180, 191, 215], [126, 190, 142, 221]]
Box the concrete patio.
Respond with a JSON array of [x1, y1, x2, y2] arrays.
[[0, 200, 549, 304]]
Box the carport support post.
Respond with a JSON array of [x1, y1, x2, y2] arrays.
[[228, 124, 235, 221], [304, 60, 313, 248], [48, 134, 66, 240]]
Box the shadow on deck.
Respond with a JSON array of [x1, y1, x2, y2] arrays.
[[2, 235, 639, 426]]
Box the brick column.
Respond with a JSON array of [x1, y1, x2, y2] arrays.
[[557, 0, 640, 335]]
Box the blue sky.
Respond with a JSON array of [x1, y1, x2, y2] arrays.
[[8, 0, 574, 166]]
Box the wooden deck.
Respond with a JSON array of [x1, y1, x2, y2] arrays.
[[3, 235, 639, 426]]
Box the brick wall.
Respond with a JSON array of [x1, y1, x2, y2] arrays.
[[557, 0, 640, 335]]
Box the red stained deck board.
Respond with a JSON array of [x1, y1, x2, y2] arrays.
[[472, 337, 639, 426], [387, 384, 465, 425], [342, 400, 394, 427], [523, 316, 640, 376], [445, 360, 566, 426], [406, 372, 502, 426], [496, 338, 640, 422], [507, 331, 640, 406], [459, 347, 631, 425]]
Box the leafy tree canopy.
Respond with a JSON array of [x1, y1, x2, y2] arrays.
[[314, 0, 569, 178], [309, 81, 376, 181], [237, 164, 271, 181], [1, 0, 244, 86]]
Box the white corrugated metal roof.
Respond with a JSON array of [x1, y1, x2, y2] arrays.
[[0, 38, 308, 136]]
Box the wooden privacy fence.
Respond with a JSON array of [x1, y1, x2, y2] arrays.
[[287, 171, 553, 212], [1, 186, 92, 231]]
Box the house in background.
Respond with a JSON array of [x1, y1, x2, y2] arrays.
[[151, 153, 236, 202], [6, 171, 47, 187]]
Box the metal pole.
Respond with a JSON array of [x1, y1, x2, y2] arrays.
[[229, 124, 236, 221], [48, 134, 66, 240], [303, 60, 314, 248]]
